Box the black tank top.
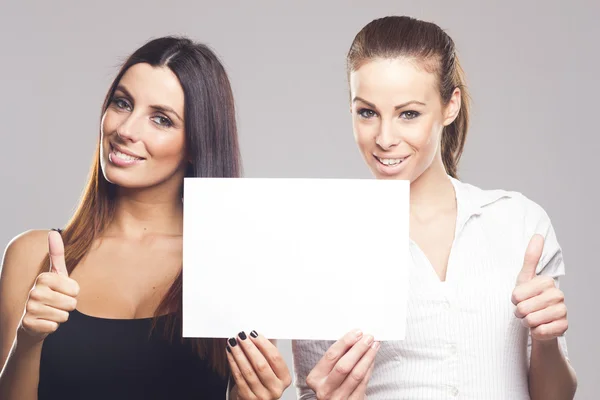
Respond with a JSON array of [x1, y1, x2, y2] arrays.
[[37, 231, 229, 399], [38, 309, 228, 399]]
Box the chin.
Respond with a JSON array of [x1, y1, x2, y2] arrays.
[[101, 164, 142, 188], [102, 171, 129, 188], [375, 171, 412, 181]]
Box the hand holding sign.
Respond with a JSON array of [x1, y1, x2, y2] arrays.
[[226, 331, 291, 400], [305, 329, 380, 400], [19, 230, 80, 342], [511, 234, 569, 341]]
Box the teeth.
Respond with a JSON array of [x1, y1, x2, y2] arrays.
[[378, 157, 404, 166], [113, 149, 142, 161]]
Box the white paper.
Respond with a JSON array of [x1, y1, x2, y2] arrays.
[[182, 177, 410, 341]]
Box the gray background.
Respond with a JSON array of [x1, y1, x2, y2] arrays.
[[1, 1, 598, 398]]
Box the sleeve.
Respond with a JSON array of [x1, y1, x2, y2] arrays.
[[291, 339, 336, 400], [522, 196, 569, 362]]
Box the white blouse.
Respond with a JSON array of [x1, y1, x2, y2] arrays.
[[291, 176, 569, 399]]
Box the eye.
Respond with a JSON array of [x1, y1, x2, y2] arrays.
[[112, 97, 132, 111], [400, 110, 420, 120], [357, 108, 377, 119], [151, 115, 173, 128]]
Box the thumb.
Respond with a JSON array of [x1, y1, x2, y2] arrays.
[[48, 230, 68, 276], [516, 234, 544, 285]]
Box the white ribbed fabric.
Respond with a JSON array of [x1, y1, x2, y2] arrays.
[[291, 177, 569, 400]]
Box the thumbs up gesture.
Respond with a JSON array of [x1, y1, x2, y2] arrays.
[[511, 234, 568, 341], [19, 230, 80, 342]]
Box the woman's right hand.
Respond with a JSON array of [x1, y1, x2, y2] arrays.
[[18, 231, 79, 343], [306, 329, 380, 400]]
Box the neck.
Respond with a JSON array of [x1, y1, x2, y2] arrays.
[[409, 154, 456, 214], [106, 184, 183, 238]]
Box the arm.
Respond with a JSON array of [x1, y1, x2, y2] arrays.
[[515, 199, 577, 399], [0, 230, 54, 400], [529, 336, 577, 400], [0, 335, 45, 400]]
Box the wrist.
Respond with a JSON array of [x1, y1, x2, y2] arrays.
[[15, 329, 45, 352], [532, 336, 559, 350], [530, 336, 564, 362]]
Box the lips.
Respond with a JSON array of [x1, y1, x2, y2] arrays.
[[374, 155, 408, 166], [110, 143, 144, 160], [371, 154, 411, 177], [108, 143, 145, 166]]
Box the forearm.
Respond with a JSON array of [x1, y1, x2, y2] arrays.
[[0, 333, 43, 400], [529, 338, 577, 400]]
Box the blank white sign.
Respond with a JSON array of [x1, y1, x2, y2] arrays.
[[182, 177, 410, 341]]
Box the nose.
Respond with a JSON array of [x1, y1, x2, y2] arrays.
[[115, 114, 141, 143], [375, 119, 401, 150]]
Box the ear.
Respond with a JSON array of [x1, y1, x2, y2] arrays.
[[442, 87, 461, 126]]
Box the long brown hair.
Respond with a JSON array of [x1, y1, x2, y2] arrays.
[[40, 36, 241, 378], [346, 16, 470, 178]]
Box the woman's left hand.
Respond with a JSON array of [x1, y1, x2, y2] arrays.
[[226, 330, 292, 400], [511, 234, 569, 341]]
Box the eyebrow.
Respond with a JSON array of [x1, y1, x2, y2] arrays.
[[352, 96, 426, 110], [114, 84, 184, 122]]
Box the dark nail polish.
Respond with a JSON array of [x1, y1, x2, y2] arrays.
[[238, 331, 247, 340], [228, 338, 237, 347], [226, 345, 232, 353], [250, 330, 258, 338]]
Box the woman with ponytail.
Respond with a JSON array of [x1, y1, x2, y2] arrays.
[[292, 16, 577, 400]]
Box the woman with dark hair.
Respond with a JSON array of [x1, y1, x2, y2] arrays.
[[292, 16, 577, 400], [0, 36, 290, 400]]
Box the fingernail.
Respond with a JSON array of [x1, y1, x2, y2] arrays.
[[238, 331, 247, 340], [371, 341, 381, 350], [228, 338, 237, 347], [354, 329, 363, 338], [226, 345, 232, 353], [250, 330, 258, 338], [364, 335, 374, 346]]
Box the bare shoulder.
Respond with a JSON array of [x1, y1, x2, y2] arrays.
[[1, 229, 51, 283], [2, 230, 50, 267], [0, 229, 51, 313], [0, 230, 52, 367]]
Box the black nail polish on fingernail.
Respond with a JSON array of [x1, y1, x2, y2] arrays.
[[228, 338, 237, 347], [250, 330, 258, 338], [226, 345, 232, 353], [238, 331, 247, 340]]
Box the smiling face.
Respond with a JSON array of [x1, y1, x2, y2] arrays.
[[100, 62, 187, 190], [350, 57, 460, 182]]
